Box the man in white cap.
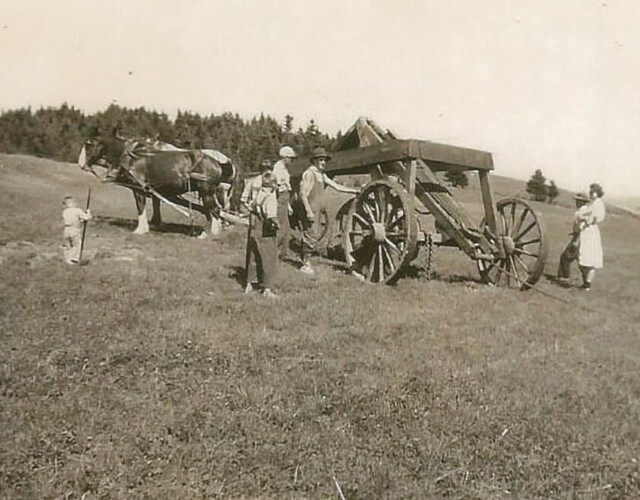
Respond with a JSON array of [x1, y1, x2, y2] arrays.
[[295, 146, 358, 274], [272, 146, 295, 260]]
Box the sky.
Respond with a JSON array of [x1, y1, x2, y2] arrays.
[[1, 0, 639, 197]]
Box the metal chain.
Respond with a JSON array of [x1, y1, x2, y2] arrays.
[[425, 233, 434, 280]]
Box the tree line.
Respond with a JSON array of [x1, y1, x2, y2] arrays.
[[0, 104, 564, 200], [0, 103, 333, 175]]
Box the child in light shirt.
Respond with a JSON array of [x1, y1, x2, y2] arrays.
[[62, 196, 91, 264]]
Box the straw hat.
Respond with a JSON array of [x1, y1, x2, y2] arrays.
[[311, 147, 331, 160], [573, 192, 589, 203]]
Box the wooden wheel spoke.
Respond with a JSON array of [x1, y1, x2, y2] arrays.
[[381, 244, 396, 272], [500, 212, 510, 236], [384, 238, 401, 254], [362, 201, 378, 223], [366, 189, 381, 222], [508, 256, 521, 285], [515, 220, 537, 241], [385, 231, 405, 238], [511, 207, 530, 237], [353, 211, 372, 229], [513, 253, 531, 275], [348, 228, 371, 237], [376, 187, 387, 223], [510, 203, 516, 233], [517, 237, 540, 247], [377, 245, 385, 282], [514, 247, 538, 258], [387, 210, 405, 230]]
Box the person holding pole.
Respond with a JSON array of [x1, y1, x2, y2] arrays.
[[244, 171, 279, 298], [61, 194, 92, 265]]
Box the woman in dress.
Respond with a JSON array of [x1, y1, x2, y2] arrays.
[[578, 183, 606, 290]]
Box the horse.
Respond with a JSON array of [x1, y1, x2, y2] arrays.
[[80, 133, 236, 237]]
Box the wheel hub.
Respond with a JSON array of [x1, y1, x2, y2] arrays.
[[372, 222, 386, 242], [501, 235, 516, 255]]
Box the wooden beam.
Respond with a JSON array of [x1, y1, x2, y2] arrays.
[[289, 139, 494, 179], [479, 171, 497, 233]]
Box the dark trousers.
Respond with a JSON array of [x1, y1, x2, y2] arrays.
[[558, 241, 578, 279], [298, 215, 319, 264], [276, 191, 291, 260], [245, 216, 278, 289]]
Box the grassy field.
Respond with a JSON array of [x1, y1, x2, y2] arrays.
[[1, 154, 639, 499]]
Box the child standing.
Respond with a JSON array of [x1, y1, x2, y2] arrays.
[[62, 196, 91, 265], [245, 172, 279, 298]]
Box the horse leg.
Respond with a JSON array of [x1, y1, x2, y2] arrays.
[[133, 191, 150, 234], [200, 193, 222, 238], [150, 196, 162, 226]]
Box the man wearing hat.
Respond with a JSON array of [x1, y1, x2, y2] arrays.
[[245, 171, 280, 298], [272, 146, 296, 260], [295, 146, 358, 274], [240, 159, 273, 213], [557, 191, 592, 287]]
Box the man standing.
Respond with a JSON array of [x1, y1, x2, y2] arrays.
[[295, 147, 358, 274], [245, 172, 279, 298], [272, 146, 295, 260], [241, 160, 274, 293]]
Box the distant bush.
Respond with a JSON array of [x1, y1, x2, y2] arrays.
[[445, 170, 469, 188], [526, 169, 549, 202]]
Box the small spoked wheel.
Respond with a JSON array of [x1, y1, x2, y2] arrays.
[[343, 179, 417, 284], [478, 198, 548, 290]]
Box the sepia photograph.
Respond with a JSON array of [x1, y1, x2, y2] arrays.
[[1, 0, 639, 498]]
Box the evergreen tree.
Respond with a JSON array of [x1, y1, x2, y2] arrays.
[[526, 169, 548, 202]]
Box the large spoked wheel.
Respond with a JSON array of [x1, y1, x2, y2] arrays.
[[343, 179, 417, 284], [478, 198, 548, 290]]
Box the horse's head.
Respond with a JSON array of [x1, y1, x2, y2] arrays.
[[78, 132, 130, 180]]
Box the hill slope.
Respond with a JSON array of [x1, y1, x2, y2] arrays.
[[1, 154, 640, 498]]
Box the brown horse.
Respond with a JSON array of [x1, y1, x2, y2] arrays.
[[80, 134, 236, 236]]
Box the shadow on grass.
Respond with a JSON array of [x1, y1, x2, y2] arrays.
[[544, 273, 573, 288], [228, 265, 247, 288], [319, 252, 483, 286], [94, 215, 203, 237]]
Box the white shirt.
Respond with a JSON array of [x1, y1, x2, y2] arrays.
[[240, 175, 262, 208], [272, 159, 291, 193]]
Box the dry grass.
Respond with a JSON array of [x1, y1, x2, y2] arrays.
[[1, 154, 639, 499]]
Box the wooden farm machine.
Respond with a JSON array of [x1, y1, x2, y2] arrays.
[[290, 118, 548, 289]]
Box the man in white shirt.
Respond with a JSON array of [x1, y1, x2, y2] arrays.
[[272, 146, 295, 260]]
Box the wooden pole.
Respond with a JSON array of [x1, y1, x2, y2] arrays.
[[79, 188, 91, 262]]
